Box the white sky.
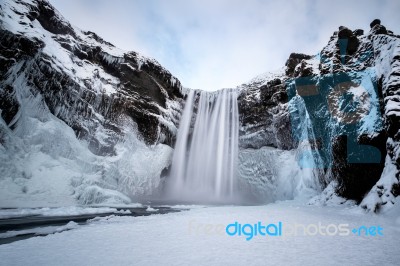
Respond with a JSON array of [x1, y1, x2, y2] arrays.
[[49, 0, 400, 91]]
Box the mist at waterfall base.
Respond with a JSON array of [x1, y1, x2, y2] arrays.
[[159, 90, 323, 205]]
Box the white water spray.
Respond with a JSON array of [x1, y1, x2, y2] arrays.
[[166, 89, 239, 202]]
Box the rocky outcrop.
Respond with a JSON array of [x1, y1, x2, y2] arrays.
[[369, 19, 388, 35], [238, 73, 295, 150], [285, 53, 313, 77], [0, 0, 184, 156]]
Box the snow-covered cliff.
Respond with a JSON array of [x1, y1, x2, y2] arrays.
[[0, 0, 184, 206], [237, 21, 400, 211]]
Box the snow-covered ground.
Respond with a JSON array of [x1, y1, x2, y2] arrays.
[[0, 201, 399, 266], [0, 221, 79, 239], [0, 206, 128, 219]]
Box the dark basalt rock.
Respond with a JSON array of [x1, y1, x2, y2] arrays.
[[0, 30, 45, 64], [34, 0, 76, 37], [370, 24, 388, 35], [353, 29, 364, 36], [338, 27, 353, 39], [338, 26, 359, 55], [346, 36, 360, 55], [285, 53, 312, 76], [267, 78, 281, 86], [238, 76, 295, 150], [370, 19, 381, 28], [332, 132, 387, 202], [0, 85, 19, 125], [294, 60, 315, 77]]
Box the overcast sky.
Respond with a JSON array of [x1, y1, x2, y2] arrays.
[[49, 0, 400, 91]]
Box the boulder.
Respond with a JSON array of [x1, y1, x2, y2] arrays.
[[370, 19, 381, 28], [338, 27, 353, 39], [353, 29, 364, 36]]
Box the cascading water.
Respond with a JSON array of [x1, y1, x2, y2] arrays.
[[289, 95, 325, 183], [166, 89, 239, 203]]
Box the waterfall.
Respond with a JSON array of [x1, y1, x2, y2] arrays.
[[166, 89, 239, 203], [288, 95, 325, 195]]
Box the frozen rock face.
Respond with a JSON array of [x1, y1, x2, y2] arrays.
[[238, 71, 294, 150], [0, 0, 184, 152], [0, 0, 183, 206], [238, 19, 400, 210], [294, 22, 399, 208]]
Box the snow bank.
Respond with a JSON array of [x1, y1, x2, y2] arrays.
[[0, 206, 119, 219], [361, 155, 399, 212], [0, 203, 398, 265], [0, 221, 79, 239]]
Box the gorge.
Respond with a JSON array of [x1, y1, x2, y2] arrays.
[[0, 0, 399, 214]]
